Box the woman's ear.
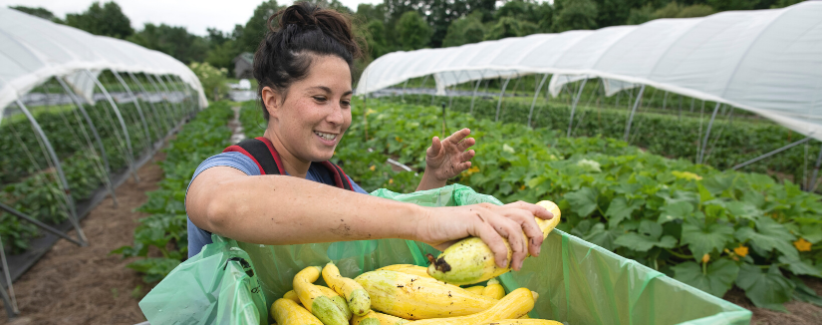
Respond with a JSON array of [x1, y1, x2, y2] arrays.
[[261, 86, 281, 119]]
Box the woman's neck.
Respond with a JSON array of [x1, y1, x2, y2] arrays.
[[263, 129, 311, 179]]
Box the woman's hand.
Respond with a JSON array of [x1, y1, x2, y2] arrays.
[[414, 201, 554, 271], [416, 128, 476, 191]]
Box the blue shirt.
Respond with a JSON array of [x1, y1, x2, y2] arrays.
[[185, 151, 369, 258]]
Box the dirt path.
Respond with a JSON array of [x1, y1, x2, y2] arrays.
[[0, 151, 166, 325]]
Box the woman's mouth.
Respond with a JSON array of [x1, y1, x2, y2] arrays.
[[314, 130, 338, 144]]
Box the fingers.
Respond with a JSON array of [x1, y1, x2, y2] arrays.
[[428, 136, 442, 157], [471, 213, 510, 268], [498, 205, 544, 257], [460, 149, 475, 162], [457, 137, 476, 151], [443, 128, 471, 145], [496, 217, 527, 271], [511, 201, 553, 220]]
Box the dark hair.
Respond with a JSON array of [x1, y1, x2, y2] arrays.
[[253, 2, 362, 121]]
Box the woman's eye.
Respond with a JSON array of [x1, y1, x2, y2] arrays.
[[341, 100, 351, 107], [313, 96, 326, 102]]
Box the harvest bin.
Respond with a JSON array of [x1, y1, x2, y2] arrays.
[[140, 185, 751, 325]]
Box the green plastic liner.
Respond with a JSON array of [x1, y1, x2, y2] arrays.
[[141, 184, 752, 325]]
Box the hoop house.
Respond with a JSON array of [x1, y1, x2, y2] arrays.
[[357, 1, 822, 149], [0, 8, 207, 311]]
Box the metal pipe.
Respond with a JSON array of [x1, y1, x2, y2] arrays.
[[0, 202, 85, 246], [128, 72, 172, 133], [662, 91, 668, 110], [807, 144, 822, 192], [14, 99, 88, 245], [113, 71, 153, 144], [470, 79, 481, 115], [163, 75, 188, 114], [145, 73, 177, 121], [733, 137, 814, 170], [56, 77, 118, 207], [417, 75, 429, 104], [0, 235, 18, 319], [528, 74, 550, 127], [154, 74, 183, 118], [85, 69, 140, 183], [495, 76, 512, 122], [623, 85, 646, 142], [567, 77, 588, 137], [401, 79, 408, 102], [698, 103, 722, 164]]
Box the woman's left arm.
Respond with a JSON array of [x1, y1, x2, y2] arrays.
[[416, 128, 476, 191]]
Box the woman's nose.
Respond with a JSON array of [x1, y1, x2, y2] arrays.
[[326, 103, 345, 124]]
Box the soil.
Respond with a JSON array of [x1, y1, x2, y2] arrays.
[[0, 151, 166, 325], [723, 277, 822, 325]]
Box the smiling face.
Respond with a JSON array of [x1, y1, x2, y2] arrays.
[[262, 54, 353, 167]]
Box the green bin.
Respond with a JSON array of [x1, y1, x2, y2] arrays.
[[142, 184, 752, 325]]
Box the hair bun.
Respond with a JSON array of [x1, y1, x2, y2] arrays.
[[278, 2, 319, 29]]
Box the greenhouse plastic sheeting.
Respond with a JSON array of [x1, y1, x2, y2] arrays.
[[356, 1, 822, 141], [140, 184, 751, 324], [0, 7, 208, 124]]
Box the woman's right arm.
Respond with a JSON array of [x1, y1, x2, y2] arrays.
[[185, 166, 554, 270]]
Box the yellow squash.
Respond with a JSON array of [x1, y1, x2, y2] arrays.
[[283, 290, 300, 304], [465, 285, 485, 294], [270, 298, 323, 325], [354, 270, 497, 319], [322, 262, 371, 316], [482, 278, 505, 299], [428, 201, 562, 285], [474, 320, 563, 325], [352, 310, 410, 325], [377, 264, 434, 279], [293, 266, 349, 325], [403, 287, 535, 325], [315, 285, 353, 320]]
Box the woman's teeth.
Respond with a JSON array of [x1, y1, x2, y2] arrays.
[[315, 131, 336, 140]]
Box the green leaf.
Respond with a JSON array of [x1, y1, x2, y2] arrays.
[[697, 182, 715, 204], [778, 256, 822, 277], [725, 201, 762, 221], [614, 233, 677, 252], [736, 264, 794, 311], [799, 224, 822, 244], [681, 222, 734, 259], [672, 259, 739, 297], [657, 201, 694, 224], [584, 223, 621, 251], [605, 197, 643, 227], [791, 277, 822, 307], [735, 218, 798, 258], [564, 187, 599, 217], [702, 174, 736, 197]]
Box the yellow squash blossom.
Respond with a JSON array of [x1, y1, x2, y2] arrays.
[[671, 171, 703, 181], [794, 238, 812, 252], [733, 245, 749, 257], [701, 254, 710, 264], [388, 178, 394, 185]]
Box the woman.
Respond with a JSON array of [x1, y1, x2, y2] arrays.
[[185, 2, 553, 272]]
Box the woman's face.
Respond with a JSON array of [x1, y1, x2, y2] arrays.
[[264, 55, 352, 163]]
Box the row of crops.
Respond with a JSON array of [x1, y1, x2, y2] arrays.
[[120, 98, 821, 311], [381, 93, 817, 185], [0, 80, 193, 253]]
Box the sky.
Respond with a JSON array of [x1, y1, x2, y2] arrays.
[[1, 0, 383, 36]]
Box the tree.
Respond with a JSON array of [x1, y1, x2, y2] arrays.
[[485, 17, 539, 40], [552, 0, 599, 32], [676, 4, 715, 18], [442, 12, 485, 47], [396, 11, 430, 51], [238, 0, 282, 54], [626, 3, 654, 24], [363, 20, 390, 58], [653, 1, 684, 18], [9, 5, 63, 23], [706, 0, 755, 11], [65, 1, 133, 39], [592, 0, 644, 28], [127, 23, 209, 64]]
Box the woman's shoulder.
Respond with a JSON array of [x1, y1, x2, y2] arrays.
[[193, 151, 262, 178]]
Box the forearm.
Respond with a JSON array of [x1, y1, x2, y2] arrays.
[[189, 172, 424, 245], [416, 170, 446, 191]]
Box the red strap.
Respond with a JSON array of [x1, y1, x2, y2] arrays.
[[223, 145, 264, 175], [255, 137, 286, 173]]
